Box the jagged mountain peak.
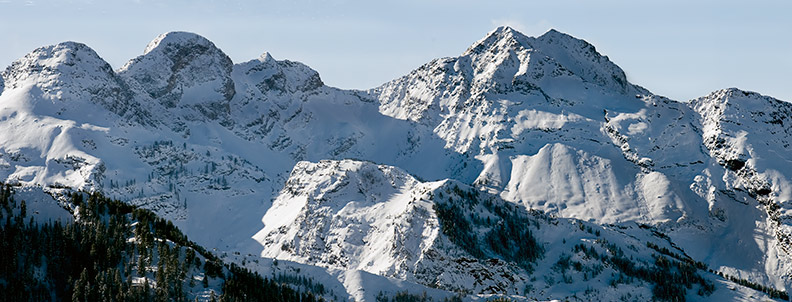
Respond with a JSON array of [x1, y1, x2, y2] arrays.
[[374, 26, 647, 155], [462, 26, 635, 95], [698, 87, 748, 100], [141, 31, 215, 56], [234, 52, 324, 95], [691, 88, 791, 119], [1, 41, 115, 90], [118, 31, 235, 121], [462, 25, 532, 56], [377, 26, 643, 105], [536, 28, 586, 47], [257, 51, 275, 63], [23, 41, 98, 61], [463, 27, 590, 56], [534, 29, 634, 94], [694, 87, 781, 104], [0, 41, 144, 122]]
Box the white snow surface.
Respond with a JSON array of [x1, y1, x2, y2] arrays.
[[1, 26, 791, 299]]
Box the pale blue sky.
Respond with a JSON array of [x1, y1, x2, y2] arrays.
[[1, 0, 790, 101]]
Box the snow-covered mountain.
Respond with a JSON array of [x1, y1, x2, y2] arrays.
[[1, 26, 790, 300], [253, 158, 787, 301], [371, 27, 792, 292]]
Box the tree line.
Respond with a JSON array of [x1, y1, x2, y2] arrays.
[[0, 183, 325, 301]]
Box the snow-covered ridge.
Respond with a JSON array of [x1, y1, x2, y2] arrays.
[[691, 88, 792, 274], [256, 159, 781, 300], [236, 52, 324, 95], [372, 26, 648, 131], [3, 42, 114, 94], [691, 88, 792, 216], [256, 159, 545, 294], [463, 27, 636, 95]]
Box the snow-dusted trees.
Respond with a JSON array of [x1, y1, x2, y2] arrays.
[[433, 185, 543, 270]]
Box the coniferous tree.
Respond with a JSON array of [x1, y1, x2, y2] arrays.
[[19, 200, 26, 218], [72, 268, 88, 302]]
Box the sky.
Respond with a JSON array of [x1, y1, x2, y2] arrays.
[[0, 0, 790, 102]]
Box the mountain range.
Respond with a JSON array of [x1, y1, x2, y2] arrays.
[[1, 26, 791, 301]]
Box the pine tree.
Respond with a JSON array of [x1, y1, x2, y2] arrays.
[[143, 278, 151, 302], [19, 200, 26, 218], [156, 262, 167, 301], [73, 268, 88, 302]]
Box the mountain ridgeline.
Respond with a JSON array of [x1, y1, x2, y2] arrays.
[[1, 27, 791, 301]]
